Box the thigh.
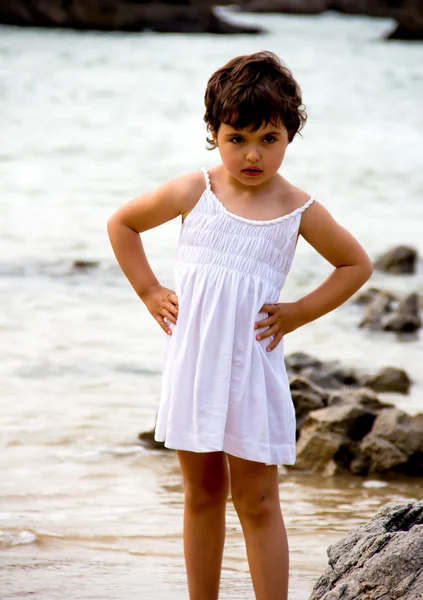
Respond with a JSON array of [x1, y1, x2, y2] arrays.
[[177, 450, 229, 494]]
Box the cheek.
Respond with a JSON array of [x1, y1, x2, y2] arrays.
[[268, 146, 286, 165], [219, 145, 240, 165]]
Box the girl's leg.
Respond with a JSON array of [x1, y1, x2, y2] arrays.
[[176, 450, 229, 600], [227, 454, 289, 600]]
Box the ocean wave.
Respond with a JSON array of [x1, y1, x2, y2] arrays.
[[0, 529, 38, 547]]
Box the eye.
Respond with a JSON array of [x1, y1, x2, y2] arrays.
[[230, 136, 244, 144], [263, 135, 276, 144]]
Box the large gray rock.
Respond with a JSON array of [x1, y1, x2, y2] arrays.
[[0, 0, 262, 33], [310, 500, 423, 599]]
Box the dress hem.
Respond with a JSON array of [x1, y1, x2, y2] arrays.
[[155, 430, 296, 466]]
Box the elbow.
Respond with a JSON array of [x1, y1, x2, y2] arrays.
[[107, 212, 119, 238], [360, 257, 374, 284]]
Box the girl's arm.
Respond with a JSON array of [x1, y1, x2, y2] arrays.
[[107, 172, 204, 334], [256, 201, 373, 351]]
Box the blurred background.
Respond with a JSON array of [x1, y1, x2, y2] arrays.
[[1, 1, 423, 599]]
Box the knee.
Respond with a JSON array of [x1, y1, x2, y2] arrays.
[[184, 478, 228, 513], [231, 487, 278, 523]]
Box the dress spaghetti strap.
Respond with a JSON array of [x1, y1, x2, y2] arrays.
[[201, 167, 211, 191]]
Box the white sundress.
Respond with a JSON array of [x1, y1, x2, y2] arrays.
[[155, 168, 315, 465]]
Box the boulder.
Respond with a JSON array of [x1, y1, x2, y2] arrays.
[[354, 286, 396, 306], [359, 289, 394, 330], [285, 352, 324, 373], [138, 428, 167, 450], [327, 387, 392, 413], [286, 353, 360, 390], [386, 0, 423, 40], [359, 407, 423, 475], [374, 244, 418, 274], [359, 366, 412, 394], [290, 376, 327, 436], [288, 375, 423, 476], [360, 434, 410, 473], [358, 289, 422, 333], [286, 353, 413, 395], [0, 0, 263, 33], [240, 0, 423, 40], [301, 364, 360, 389], [292, 404, 377, 472], [310, 500, 423, 600], [381, 292, 422, 333], [239, 0, 328, 14]]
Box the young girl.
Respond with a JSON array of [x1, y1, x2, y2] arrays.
[[107, 51, 373, 600]]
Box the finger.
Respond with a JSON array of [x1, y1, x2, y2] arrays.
[[260, 304, 276, 313], [254, 315, 276, 330], [256, 324, 279, 341], [266, 332, 284, 352], [165, 302, 179, 317], [156, 316, 172, 335], [162, 309, 177, 325], [167, 292, 179, 307]]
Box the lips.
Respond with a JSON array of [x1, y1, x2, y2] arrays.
[[242, 168, 263, 176]]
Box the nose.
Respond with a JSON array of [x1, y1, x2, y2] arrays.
[[246, 146, 260, 163]]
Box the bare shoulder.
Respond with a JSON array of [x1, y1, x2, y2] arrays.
[[109, 170, 206, 233], [278, 178, 314, 213], [159, 170, 206, 209]]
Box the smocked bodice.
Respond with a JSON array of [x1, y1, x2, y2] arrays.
[[176, 168, 315, 291]]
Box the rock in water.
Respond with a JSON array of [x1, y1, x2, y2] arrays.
[[71, 259, 100, 271], [386, 0, 423, 40], [359, 289, 394, 330], [358, 289, 422, 333], [0, 0, 263, 33], [239, 0, 328, 14], [138, 428, 167, 450], [374, 245, 418, 274], [310, 500, 423, 599], [359, 407, 423, 475], [381, 292, 422, 333], [359, 366, 412, 394]]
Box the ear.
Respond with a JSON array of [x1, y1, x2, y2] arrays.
[[211, 129, 218, 145]]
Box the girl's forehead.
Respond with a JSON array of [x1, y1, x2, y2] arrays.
[[220, 122, 286, 135]]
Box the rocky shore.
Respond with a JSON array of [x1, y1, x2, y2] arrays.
[[310, 499, 423, 599], [2, 0, 423, 38], [238, 0, 423, 40], [287, 352, 423, 477], [0, 0, 262, 33]]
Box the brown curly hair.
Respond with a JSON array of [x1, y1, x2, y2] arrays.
[[204, 51, 307, 148]]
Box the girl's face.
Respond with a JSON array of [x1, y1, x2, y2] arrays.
[[213, 121, 289, 187]]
